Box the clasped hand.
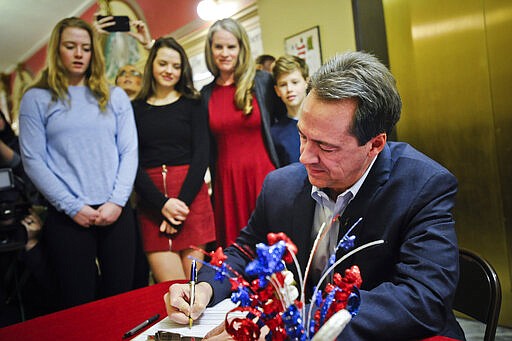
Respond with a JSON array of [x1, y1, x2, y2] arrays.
[[160, 198, 189, 234], [73, 202, 122, 227]]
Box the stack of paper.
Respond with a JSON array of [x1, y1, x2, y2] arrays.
[[132, 299, 237, 340]]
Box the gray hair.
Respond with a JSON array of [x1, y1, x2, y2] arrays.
[[308, 51, 401, 145]]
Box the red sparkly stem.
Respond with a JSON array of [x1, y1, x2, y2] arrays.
[[189, 245, 211, 257], [233, 242, 256, 260]]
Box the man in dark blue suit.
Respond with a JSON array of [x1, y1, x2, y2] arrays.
[[165, 51, 465, 340]]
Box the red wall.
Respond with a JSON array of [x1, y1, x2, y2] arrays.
[[23, 4, 99, 77], [137, 0, 200, 39], [20, 0, 201, 78]]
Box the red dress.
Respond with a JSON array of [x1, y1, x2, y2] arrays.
[[209, 84, 275, 247]]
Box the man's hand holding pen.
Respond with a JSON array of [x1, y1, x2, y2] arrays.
[[189, 260, 197, 328], [164, 281, 213, 325]]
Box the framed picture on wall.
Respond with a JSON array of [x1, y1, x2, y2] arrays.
[[284, 26, 322, 75]]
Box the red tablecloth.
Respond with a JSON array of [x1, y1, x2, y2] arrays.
[[0, 280, 179, 341], [0, 280, 460, 341]]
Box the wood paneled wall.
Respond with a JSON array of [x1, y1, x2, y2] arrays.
[[383, 0, 512, 326]]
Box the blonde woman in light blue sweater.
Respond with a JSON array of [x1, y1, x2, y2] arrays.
[[19, 17, 138, 309]]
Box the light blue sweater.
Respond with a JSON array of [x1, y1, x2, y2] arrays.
[[19, 85, 138, 217]]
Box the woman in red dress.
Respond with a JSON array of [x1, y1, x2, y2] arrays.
[[201, 18, 284, 247]]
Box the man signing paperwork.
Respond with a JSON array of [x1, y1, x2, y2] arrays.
[[164, 51, 466, 340]]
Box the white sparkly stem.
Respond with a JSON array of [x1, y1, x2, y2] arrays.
[[301, 222, 327, 304], [288, 245, 305, 316], [312, 309, 352, 340], [306, 240, 385, 339], [268, 273, 287, 310], [320, 217, 364, 277]]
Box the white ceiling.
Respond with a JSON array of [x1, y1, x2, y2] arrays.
[[0, 0, 96, 74]]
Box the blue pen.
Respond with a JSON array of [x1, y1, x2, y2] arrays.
[[189, 259, 197, 328]]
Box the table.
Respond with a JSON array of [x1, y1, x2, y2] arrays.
[[0, 280, 460, 341], [0, 280, 179, 340]]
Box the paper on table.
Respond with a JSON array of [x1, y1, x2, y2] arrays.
[[132, 299, 238, 340]]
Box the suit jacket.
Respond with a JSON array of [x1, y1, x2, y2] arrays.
[[198, 142, 465, 340]]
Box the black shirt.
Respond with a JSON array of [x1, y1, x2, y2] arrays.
[[132, 97, 209, 209]]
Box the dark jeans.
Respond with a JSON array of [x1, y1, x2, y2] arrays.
[[43, 205, 136, 309]]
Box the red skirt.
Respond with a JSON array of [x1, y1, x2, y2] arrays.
[[137, 165, 215, 252]]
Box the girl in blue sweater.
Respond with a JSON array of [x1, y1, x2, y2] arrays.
[[19, 17, 138, 309]]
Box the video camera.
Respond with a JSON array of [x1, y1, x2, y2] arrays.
[[0, 168, 31, 249]]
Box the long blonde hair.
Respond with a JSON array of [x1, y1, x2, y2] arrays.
[[205, 18, 255, 115], [28, 17, 110, 110]]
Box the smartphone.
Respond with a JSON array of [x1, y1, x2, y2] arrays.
[[97, 15, 130, 32], [0, 168, 14, 191]]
